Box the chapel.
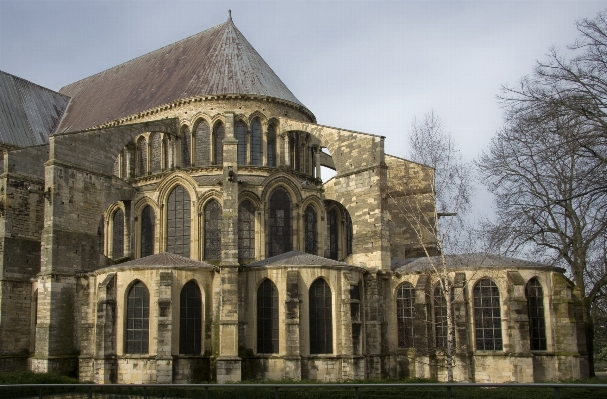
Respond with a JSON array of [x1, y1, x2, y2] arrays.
[[0, 15, 589, 383]]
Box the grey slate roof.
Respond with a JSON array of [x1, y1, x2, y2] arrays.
[[248, 251, 352, 267], [0, 70, 70, 147], [57, 16, 309, 132], [113, 252, 214, 269], [392, 253, 560, 273]]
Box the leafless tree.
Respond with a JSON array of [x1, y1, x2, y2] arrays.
[[389, 111, 475, 381]]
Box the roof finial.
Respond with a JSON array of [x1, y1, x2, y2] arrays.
[[228, 10, 232, 21]]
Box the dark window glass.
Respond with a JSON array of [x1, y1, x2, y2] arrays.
[[238, 200, 255, 261], [473, 279, 503, 351], [126, 281, 149, 354], [112, 209, 124, 259], [304, 205, 318, 255], [167, 185, 191, 257], [182, 127, 191, 167], [150, 133, 162, 173], [97, 216, 104, 255], [526, 278, 547, 350], [180, 281, 202, 355], [235, 121, 247, 165], [434, 284, 455, 349], [345, 211, 353, 256], [195, 120, 211, 166], [268, 188, 292, 257], [310, 279, 332, 354], [328, 208, 338, 260], [396, 282, 415, 348], [204, 199, 222, 260], [137, 137, 147, 176], [267, 125, 276, 167], [257, 279, 279, 353], [250, 119, 262, 166], [213, 122, 225, 165], [140, 206, 155, 258], [289, 133, 300, 171]]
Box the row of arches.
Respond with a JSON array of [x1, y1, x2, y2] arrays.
[[100, 185, 353, 262], [115, 127, 322, 179], [395, 277, 547, 352], [124, 278, 336, 355]]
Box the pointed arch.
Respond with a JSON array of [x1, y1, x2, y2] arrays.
[[257, 279, 279, 354], [194, 119, 211, 166], [396, 282, 415, 348], [213, 121, 225, 165], [136, 135, 147, 176], [166, 185, 191, 257], [267, 187, 292, 257], [235, 120, 248, 165], [140, 205, 155, 258], [150, 132, 162, 173], [180, 280, 202, 355], [181, 125, 191, 167], [112, 208, 124, 259], [473, 278, 502, 351], [267, 123, 277, 167], [310, 278, 332, 354], [304, 204, 318, 255], [526, 278, 547, 350], [238, 200, 256, 261], [125, 280, 150, 354]]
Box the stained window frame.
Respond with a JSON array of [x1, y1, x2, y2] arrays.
[[433, 283, 455, 349], [166, 185, 191, 258], [112, 208, 124, 259], [140, 205, 155, 258], [257, 279, 279, 354], [328, 207, 339, 260], [309, 278, 333, 354], [473, 278, 503, 351], [267, 124, 277, 167], [267, 187, 292, 257], [526, 277, 547, 351], [213, 122, 225, 165], [396, 282, 415, 348], [204, 199, 222, 261], [304, 205, 318, 255], [125, 281, 150, 354], [181, 126, 191, 168], [238, 200, 256, 261], [235, 120, 248, 165], [179, 281, 202, 355], [250, 119, 262, 166]]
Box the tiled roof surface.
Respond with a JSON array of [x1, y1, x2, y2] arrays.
[[392, 253, 558, 273], [115, 252, 214, 268], [57, 17, 308, 132], [248, 251, 352, 267]]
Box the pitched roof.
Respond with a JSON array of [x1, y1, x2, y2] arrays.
[[392, 253, 563, 273], [57, 16, 308, 132], [112, 252, 214, 269], [248, 251, 353, 267], [0, 70, 70, 147]]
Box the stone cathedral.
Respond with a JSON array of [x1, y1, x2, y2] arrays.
[[0, 16, 588, 383]]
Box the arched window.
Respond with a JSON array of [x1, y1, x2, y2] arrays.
[[166, 186, 191, 257], [526, 278, 547, 350], [140, 206, 155, 258], [195, 120, 211, 166], [238, 200, 255, 261], [345, 210, 353, 256], [137, 136, 147, 176], [257, 279, 279, 353], [396, 282, 415, 348], [97, 216, 104, 255], [204, 199, 222, 260], [213, 122, 225, 165], [267, 124, 276, 167], [162, 136, 170, 170], [328, 208, 339, 260], [304, 205, 317, 255], [126, 281, 149, 354], [268, 188, 292, 257], [235, 121, 247, 165], [150, 133, 162, 173], [181, 126, 191, 167], [250, 119, 262, 166], [289, 133, 300, 171], [112, 208, 124, 259], [180, 281, 202, 355], [310, 279, 332, 354], [434, 284, 454, 349], [473, 279, 502, 351]]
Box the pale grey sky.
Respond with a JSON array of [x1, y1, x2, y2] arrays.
[[1, 0, 605, 219]]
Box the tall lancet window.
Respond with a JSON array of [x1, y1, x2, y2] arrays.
[[526, 278, 547, 350], [235, 121, 247, 165], [257, 279, 279, 353], [213, 122, 225, 165], [126, 281, 149, 354], [267, 124, 277, 167], [181, 126, 191, 167], [204, 199, 222, 261], [328, 208, 338, 260], [473, 278, 503, 351], [112, 208, 124, 259], [304, 205, 317, 255], [396, 282, 415, 348], [137, 136, 147, 176], [310, 279, 333, 354], [180, 281, 202, 355], [268, 187, 292, 257], [250, 119, 262, 165], [166, 185, 191, 257], [140, 206, 155, 258], [238, 200, 255, 261], [195, 120, 211, 166]]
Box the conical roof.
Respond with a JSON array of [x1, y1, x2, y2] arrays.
[[57, 15, 309, 132]]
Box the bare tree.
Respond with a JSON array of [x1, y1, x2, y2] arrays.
[[389, 111, 475, 381], [478, 111, 607, 376]]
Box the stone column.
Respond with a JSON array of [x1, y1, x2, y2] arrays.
[[93, 274, 117, 384], [413, 275, 431, 378], [505, 271, 533, 382], [340, 273, 354, 380], [123, 200, 133, 259], [156, 271, 173, 383], [125, 144, 135, 180], [315, 147, 321, 180], [452, 272, 471, 381], [284, 270, 301, 380], [217, 112, 241, 382], [363, 273, 382, 378]]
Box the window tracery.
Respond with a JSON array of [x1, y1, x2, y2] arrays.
[[166, 185, 191, 257], [235, 121, 247, 165], [125, 281, 149, 354], [396, 282, 415, 348], [304, 205, 317, 255], [473, 278, 503, 351], [238, 200, 255, 261], [250, 119, 262, 166], [526, 278, 547, 350], [268, 188, 292, 257]]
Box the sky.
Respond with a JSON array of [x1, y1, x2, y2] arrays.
[[1, 0, 606, 220]]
